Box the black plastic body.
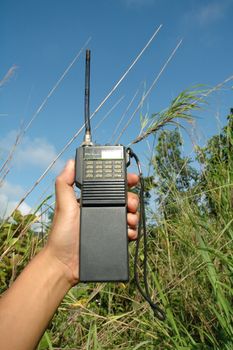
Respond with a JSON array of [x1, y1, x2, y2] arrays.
[[75, 145, 129, 282]]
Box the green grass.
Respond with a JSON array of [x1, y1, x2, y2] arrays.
[[0, 89, 232, 349]]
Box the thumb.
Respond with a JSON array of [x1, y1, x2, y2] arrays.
[[55, 160, 77, 210]]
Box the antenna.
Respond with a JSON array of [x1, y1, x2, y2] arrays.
[[84, 49, 92, 145]]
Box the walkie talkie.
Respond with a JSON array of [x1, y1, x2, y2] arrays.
[[74, 49, 166, 320], [75, 50, 129, 282]]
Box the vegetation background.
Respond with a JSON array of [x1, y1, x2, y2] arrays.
[[0, 84, 232, 349]]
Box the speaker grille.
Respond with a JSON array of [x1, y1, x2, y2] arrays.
[[82, 180, 126, 206]]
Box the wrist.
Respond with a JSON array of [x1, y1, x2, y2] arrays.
[[41, 245, 79, 288], [40, 247, 75, 290]]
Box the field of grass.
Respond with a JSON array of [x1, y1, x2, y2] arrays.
[[0, 89, 232, 349]]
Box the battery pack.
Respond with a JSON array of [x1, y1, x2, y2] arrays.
[[80, 206, 128, 282]]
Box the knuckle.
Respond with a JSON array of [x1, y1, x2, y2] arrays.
[[128, 228, 138, 241], [128, 192, 139, 207], [132, 214, 138, 226], [127, 212, 139, 227], [129, 192, 139, 201]]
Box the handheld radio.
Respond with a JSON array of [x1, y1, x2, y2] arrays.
[[75, 50, 166, 320], [75, 50, 129, 282]]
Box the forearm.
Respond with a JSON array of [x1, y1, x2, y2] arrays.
[[0, 247, 71, 350]]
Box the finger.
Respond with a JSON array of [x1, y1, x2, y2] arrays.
[[127, 173, 139, 188], [127, 192, 139, 213], [127, 212, 139, 227], [128, 228, 138, 241], [57, 159, 75, 186], [55, 160, 77, 209]]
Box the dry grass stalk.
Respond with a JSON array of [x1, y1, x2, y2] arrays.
[[115, 39, 182, 144]]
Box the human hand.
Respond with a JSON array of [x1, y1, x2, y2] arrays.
[[45, 160, 139, 288]]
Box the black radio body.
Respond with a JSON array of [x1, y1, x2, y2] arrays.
[[75, 145, 129, 282]]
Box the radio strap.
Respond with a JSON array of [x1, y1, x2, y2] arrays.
[[127, 148, 166, 321]]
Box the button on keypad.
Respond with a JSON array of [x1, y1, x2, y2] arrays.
[[104, 174, 112, 178], [114, 165, 122, 170]]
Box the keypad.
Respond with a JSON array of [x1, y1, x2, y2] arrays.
[[84, 160, 124, 179]]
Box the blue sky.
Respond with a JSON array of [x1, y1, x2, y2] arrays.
[[0, 0, 233, 217]]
